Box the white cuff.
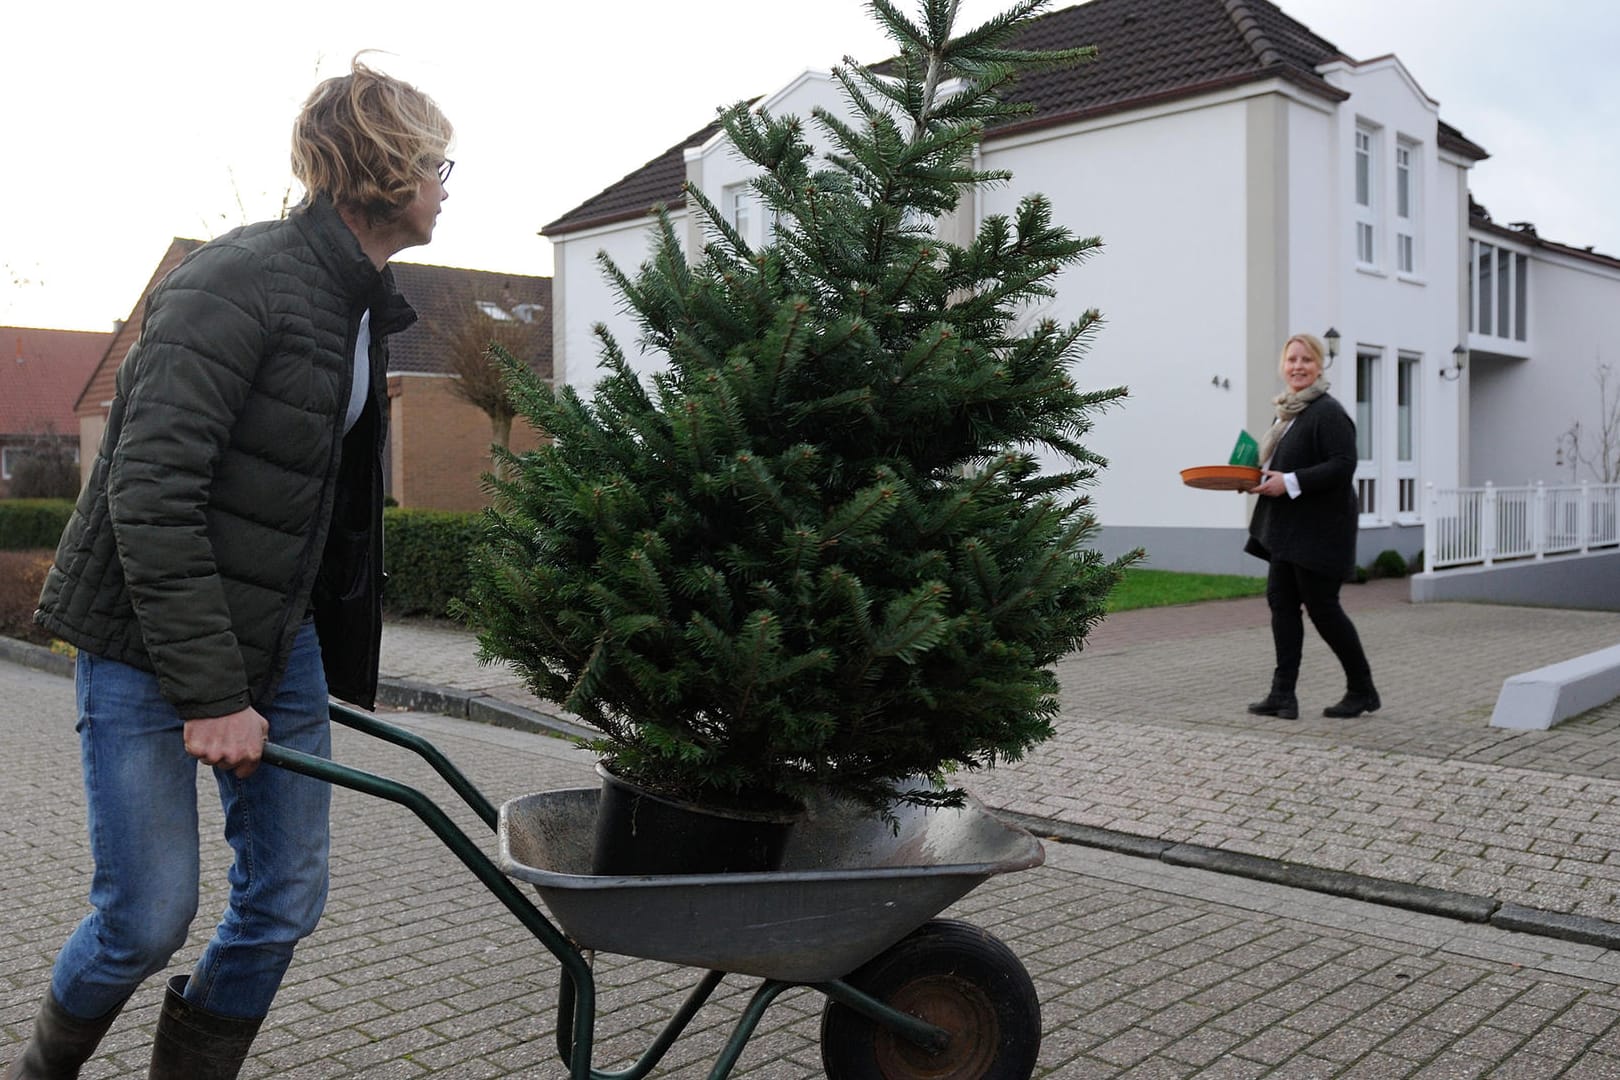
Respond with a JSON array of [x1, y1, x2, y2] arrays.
[[1283, 472, 1302, 499]]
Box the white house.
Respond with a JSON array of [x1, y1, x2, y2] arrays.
[[541, 0, 1620, 578]]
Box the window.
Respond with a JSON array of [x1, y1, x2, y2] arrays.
[[1355, 350, 1381, 516], [1354, 127, 1377, 266], [1496, 247, 1512, 338], [1394, 140, 1418, 274], [724, 182, 756, 245], [1356, 352, 1376, 461], [1396, 353, 1420, 515], [1467, 239, 1529, 343], [1, 444, 77, 480], [1514, 252, 1528, 341]]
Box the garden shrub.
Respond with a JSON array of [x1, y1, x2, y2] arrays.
[[0, 549, 54, 644], [382, 508, 480, 618], [0, 499, 74, 550], [1370, 549, 1409, 579]]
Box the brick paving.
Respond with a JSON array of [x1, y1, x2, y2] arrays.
[[972, 585, 1620, 926], [377, 581, 1620, 923], [7, 584, 1620, 1075]]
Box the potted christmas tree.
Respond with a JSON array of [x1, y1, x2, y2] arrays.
[[461, 0, 1135, 872]]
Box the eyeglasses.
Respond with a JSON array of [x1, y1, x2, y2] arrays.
[[435, 158, 455, 184]]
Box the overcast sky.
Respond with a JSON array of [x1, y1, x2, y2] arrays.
[[4, 0, 1616, 332]]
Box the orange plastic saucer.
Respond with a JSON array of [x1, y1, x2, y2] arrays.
[[1180, 464, 1261, 491]]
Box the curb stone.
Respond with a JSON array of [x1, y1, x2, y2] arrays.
[[1491, 903, 1620, 951], [375, 676, 596, 742], [1160, 842, 1500, 923], [1004, 811, 1500, 924], [0, 634, 73, 678]]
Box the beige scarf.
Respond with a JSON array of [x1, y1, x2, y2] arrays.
[[1258, 378, 1329, 465]]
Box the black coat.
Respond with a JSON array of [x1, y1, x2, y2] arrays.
[[1244, 392, 1359, 580], [37, 196, 415, 716]]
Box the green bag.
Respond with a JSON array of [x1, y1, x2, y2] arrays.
[[1228, 430, 1259, 468]]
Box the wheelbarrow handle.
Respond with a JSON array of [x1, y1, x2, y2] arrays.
[[259, 737, 606, 1077], [325, 700, 499, 829], [258, 738, 596, 976]]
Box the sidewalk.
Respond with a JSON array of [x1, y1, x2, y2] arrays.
[[377, 579, 1620, 936], [10, 589, 1620, 1075]]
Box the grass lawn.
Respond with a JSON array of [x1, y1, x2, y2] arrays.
[[1106, 568, 1267, 613]]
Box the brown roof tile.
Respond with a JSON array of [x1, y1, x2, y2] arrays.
[[542, 118, 727, 237], [1470, 196, 1619, 270], [74, 242, 551, 421], [1438, 119, 1489, 162], [388, 262, 552, 379], [0, 326, 111, 437], [543, 0, 1484, 238]]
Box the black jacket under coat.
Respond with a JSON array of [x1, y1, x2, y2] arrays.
[[1244, 392, 1359, 581], [36, 196, 415, 717]]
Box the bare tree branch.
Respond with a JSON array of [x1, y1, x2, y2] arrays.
[[428, 293, 550, 475], [1559, 360, 1620, 483]]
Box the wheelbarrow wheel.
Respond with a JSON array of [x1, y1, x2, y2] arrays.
[[819, 918, 1040, 1080]]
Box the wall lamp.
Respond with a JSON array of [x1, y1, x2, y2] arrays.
[[1323, 327, 1340, 367], [1439, 343, 1467, 381]]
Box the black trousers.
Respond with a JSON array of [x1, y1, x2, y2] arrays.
[[1266, 559, 1373, 690]]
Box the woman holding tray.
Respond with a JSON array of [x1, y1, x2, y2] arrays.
[[1244, 332, 1380, 720]]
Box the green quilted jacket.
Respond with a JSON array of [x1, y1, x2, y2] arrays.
[[36, 196, 416, 717]]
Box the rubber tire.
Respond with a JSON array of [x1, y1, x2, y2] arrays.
[[819, 919, 1041, 1080]]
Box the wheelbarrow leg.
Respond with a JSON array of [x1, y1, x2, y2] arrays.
[[704, 980, 795, 1080], [557, 967, 728, 1080]]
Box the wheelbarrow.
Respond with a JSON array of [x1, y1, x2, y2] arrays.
[[262, 701, 1047, 1080]]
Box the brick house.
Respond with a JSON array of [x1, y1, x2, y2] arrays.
[[0, 326, 110, 498], [71, 238, 202, 484], [386, 261, 551, 510], [72, 241, 551, 512]]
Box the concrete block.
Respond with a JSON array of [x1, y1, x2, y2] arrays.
[[1491, 645, 1620, 730]]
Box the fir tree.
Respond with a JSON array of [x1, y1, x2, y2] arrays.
[[461, 0, 1137, 813]]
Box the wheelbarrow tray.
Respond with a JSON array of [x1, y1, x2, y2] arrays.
[[498, 786, 1043, 983]]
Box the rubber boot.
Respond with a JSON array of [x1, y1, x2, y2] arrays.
[[1324, 681, 1381, 718], [147, 977, 263, 1080], [3, 989, 127, 1080], [1246, 670, 1298, 719]]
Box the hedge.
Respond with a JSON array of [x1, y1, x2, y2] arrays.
[[0, 549, 54, 644], [0, 499, 75, 550], [382, 508, 482, 618], [0, 501, 478, 621]]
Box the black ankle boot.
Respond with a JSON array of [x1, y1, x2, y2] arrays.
[[147, 977, 264, 1080], [1247, 672, 1298, 719], [4, 988, 127, 1080], [1324, 687, 1381, 718]]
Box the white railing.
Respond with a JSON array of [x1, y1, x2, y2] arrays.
[[1424, 482, 1620, 570]]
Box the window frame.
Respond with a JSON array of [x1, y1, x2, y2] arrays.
[[1354, 348, 1383, 521], [1467, 238, 1530, 345], [1394, 138, 1419, 276], [1354, 125, 1378, 268], [1395, 352, 1421, 520], [723, 182, 756, 246]]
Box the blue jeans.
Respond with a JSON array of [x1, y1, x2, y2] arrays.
[[51, 620, 332, 1021]]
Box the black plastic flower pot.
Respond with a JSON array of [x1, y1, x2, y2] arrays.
[[591, 763, 800, 876]]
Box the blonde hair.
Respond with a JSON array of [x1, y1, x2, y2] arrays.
[[291, 55, 453, 226], [1278, 333, 1326, 376]]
